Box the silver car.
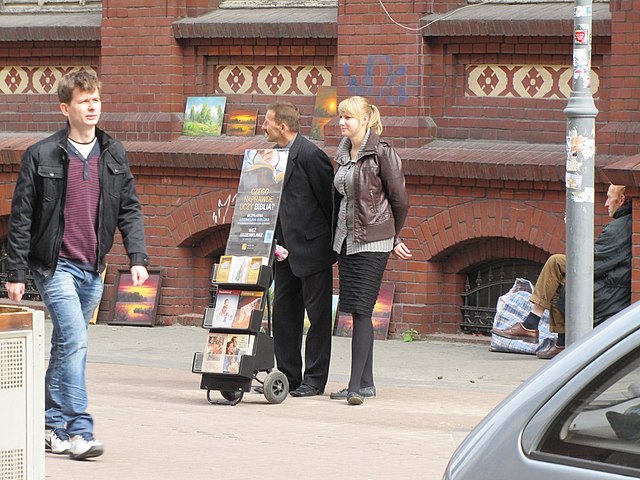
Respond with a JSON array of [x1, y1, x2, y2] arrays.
[[444, 302, 640, 479]]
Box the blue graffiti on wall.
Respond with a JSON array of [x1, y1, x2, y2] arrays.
[[343, 55, 419, 105]]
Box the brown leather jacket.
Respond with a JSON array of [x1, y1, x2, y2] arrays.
[[334, 132, 409, 245]]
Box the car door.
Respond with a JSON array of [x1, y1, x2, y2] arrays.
[[521, 328, 640, 478]]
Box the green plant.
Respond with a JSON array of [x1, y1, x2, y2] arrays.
[[402, 328, 419, 342]]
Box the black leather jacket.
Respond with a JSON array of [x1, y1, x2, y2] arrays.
[[6, 126, 149, 283], [334, 132, 409, 245]]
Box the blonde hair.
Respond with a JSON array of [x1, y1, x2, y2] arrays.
[[338, 96, 383, 135]]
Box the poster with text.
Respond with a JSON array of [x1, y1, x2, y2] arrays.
[[225, 148, 288, 258]]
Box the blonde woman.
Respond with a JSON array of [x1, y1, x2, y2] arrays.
[[330, 96, 411, 405]]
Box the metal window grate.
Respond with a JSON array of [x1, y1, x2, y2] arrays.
[[461, 259, 542, 334], [0, 449, 24, 480], [0, 338, 25, 390]]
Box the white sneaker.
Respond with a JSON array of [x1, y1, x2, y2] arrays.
[[69, 434, 104, 460], [45, 428, 71, 454]]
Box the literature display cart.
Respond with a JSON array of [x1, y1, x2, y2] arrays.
[[192, 259, 288, 405], [191, 148, 290, 405]]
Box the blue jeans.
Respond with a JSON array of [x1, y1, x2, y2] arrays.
[[33, 258, 104, 436]]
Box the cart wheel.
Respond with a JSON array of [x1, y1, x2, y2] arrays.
[[263, 371, 289, 404], [221, 390, 244, 405]]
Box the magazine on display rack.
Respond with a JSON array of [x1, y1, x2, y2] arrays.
[[203, 290, 264, 329], [201, 333, 254, 373]]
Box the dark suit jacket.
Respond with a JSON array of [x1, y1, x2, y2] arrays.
[[276, 134, 335, 278]]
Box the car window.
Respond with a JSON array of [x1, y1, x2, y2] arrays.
[[536, 347, 640, 474]]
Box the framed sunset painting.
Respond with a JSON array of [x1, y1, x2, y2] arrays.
[[310, 86, 337, 140], [334, 282, 395, 340], [108, 270, 162, 327], [226, 107, 258, 136]]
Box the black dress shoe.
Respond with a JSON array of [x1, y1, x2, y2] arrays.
[[289, 384, 322, 397]]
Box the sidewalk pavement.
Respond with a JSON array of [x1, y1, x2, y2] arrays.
[[43, 322, 545, 480]]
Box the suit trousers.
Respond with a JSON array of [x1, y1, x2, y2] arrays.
[[530, 253, 566, 333], [272, 259, 333, 391]]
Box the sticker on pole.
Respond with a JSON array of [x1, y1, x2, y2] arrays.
[[571, 187, 594, 204], [574, 6, 591, 18], [566, 172, 583, 190], [575, 25, 589, 45]]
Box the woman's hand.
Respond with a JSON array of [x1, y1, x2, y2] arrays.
[[393, 242, 412, 260]]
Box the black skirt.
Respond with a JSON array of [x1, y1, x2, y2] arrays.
[[337, 250, 390, 315]]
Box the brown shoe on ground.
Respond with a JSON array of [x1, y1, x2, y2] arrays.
[[536, 342, 565, 359], [491, 322, 539, 343]]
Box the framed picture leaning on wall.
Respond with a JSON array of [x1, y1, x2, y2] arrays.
[[108, 269, 162, 327]]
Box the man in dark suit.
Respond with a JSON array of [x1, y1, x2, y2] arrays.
[[262, 102, 335, 397]]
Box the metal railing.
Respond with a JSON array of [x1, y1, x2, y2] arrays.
[[461, 260, 541, 334]]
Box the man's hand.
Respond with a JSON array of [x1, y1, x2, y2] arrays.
[[393, 242, 412, 260], [6, 282, 25, 302], [130, 266, 149, 286]]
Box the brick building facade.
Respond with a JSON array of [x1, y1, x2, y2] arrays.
[[0, 0, 637, 335]]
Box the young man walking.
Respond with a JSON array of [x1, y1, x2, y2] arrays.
[[5, 71, 149, 460]]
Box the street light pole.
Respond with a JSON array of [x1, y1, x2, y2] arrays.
[[563, 0, 597, 345]]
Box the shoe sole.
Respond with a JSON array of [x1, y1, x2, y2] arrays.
[[70, 445, 104, 461], [348, 396, 364, 405], [537, 350, 564, 360], [491, 330, 539, 344], [46, 447, 70, 455], [330, 393, 376, 400], [289, 388, 323, 397]]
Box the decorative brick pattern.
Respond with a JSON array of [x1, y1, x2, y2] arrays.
[[466, 64, 600, 99], [0, 66, 96, 95], [215, 65, 331, 96]]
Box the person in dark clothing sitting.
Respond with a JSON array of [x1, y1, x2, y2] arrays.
[[492, 184, 632, 359]]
